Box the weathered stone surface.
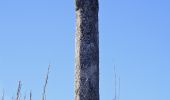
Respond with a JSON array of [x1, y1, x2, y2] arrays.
[[74, 0, 99, 100]]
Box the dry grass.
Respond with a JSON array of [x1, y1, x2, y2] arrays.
[[1, 65, 51, 100], [29, 91, 32, 100], [23, 93, 26, 100], [1, 89, 4, 100], [16, 81, 21, 100], [113, 65, 120, 100], [42, 64, 51, 100]]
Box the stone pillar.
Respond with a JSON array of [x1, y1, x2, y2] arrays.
[[74, 0, 99, 100]]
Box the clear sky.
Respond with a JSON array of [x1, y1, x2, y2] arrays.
[[0, 0, 170, 100]]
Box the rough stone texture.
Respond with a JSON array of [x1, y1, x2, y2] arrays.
[[74, 0, 99, 100]]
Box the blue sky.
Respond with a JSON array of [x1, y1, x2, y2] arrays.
[[0, 0, 170, 100]]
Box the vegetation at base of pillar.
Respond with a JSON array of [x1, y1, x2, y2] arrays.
[[0, 65, 51, 100]]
